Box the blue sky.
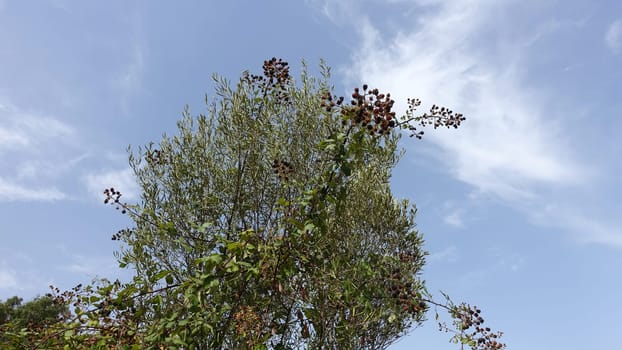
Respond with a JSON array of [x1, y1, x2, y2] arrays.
[[1, 1, 621, 349]]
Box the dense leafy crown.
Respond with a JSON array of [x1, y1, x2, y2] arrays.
[[1, 59, 503, 350]]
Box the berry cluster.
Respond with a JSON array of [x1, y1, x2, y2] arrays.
[[111, 228, 134, 241], [386, 268, 426, 316], [324, 85, 398, 136], [48, 281, 138, 346], [272, 159, 294, 181], [320, 92, 344, 112], [399, 252, 416, 263], [104, 187, 127, 214], [446, 304, 506, 350], [401, 98, 466, 139], [246, 57, 291, 101], [48, 284, 82, 311]]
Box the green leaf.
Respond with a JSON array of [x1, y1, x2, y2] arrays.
[[152, 270, 171, 283]]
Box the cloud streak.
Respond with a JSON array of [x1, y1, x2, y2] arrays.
[[0, 101, 74, 153], [0, 99, 80, 201], [605, 19, 622, 54], [0, 178, 66, 202], [311, 0, 622, 247], [0, 268, 17, 289], [341, 0, 582, 200], [84, 167, 139, 202]]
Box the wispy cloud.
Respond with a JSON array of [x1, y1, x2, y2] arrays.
[[0, 268, 18, 289], [0, 178, 66, 201], [340, 0, 583, 201], [488, 246, 525, 272], [61, 254, 120, 276], [529, 202, 622, 248], [84, 168, 139, 202], [115, 44, 145, 95], [312, 0, 622, 247], [15, 154, 89, 181], [443, 209, 464, 228], [605, 19, 622, 54], [0, 98, 80, 201], [428, 245, 459, 263], [0, 256, 49, 299], [0, 101, 74, 153], [112, 8, 146, 114]]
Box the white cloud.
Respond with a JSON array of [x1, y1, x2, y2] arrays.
[[605, 19, 622, 54], [488, 246, 525, 272], [84, 168, 139, 201], [115, 44, 144, 94], [443, 209, 464, 228], [529, 203, 622, 248], [340, 0, 582, 201], [0, 178, 66, 201], [0, 99, 80, 201], [16, 153, 89, 180], [428, 245, 459, 263], [62, 254, 119, 276], [0, 102, 74, 153], [0, 257, 45, 298], [573, 218, 622, 247], [0, 269, 17, 289], [310, 0, 622, 247]]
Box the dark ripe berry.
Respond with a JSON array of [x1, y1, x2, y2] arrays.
[[363, 84, 368, 90]]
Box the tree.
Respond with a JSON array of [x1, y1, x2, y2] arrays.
[[0, 295, 69, 346], [2, 58, 504, 350]]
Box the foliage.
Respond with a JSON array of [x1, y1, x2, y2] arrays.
[[0, 295, 69, 346], [1, 58, 504, 350]]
